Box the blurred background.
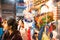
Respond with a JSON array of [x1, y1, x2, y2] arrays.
[[0, 0, 60, 40]]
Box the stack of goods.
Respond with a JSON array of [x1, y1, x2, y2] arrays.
[[34, 12, 54, 28]]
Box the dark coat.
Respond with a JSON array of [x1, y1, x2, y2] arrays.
[[2, 30, 22, 40]]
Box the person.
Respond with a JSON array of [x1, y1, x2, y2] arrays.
[[33, 32, 38, 40], [0, 17, 4, 40], [2, 17, 22, 40], [52, 23, 57, 40], [17, 19, 22, 31], [0, 17, 3, 27], [17, 17, 24, 31], [18, 19, 28, 40], [49, 23, 53, 40]]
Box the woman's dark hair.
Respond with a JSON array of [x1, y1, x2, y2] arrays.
[[0, 17, 3, 27], [7, 17, 18, 31], [55, 0, 60, 2], [51, 23, 56, 30], [18, 19, 24, 24], [0, 22, 3, 28]]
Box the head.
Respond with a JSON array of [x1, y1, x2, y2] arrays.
[[18, 19, 24, 28], [2, 19, 7, 30], [34, 32, 38, 37], [51, 23, 56, 30], [2, 17, 18, 31], [52, 24, 56, 30]]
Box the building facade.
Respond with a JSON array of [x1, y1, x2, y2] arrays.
[[0, 0, 16, 18]]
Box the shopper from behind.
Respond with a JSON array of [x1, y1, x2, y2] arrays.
[[18, 19, 28, 40], [2, 17, 22, 40], [17, 19, 23, 31]]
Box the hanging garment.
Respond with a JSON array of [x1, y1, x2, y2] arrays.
[[27, 28, 31, 40], [42, 25, 50, 40], [42, 32, 50, 40], [38, 26, 44, 40]]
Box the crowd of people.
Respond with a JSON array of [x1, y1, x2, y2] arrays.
[[0, 16, 58, 40]]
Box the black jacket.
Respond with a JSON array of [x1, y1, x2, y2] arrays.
[[2, 30, 22, 40]]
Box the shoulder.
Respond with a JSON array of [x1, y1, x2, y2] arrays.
[[12, 30, 22, 40], [12, 34, 22, 40]]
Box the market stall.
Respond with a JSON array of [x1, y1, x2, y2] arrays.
[[23, 0, 57, 40]]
